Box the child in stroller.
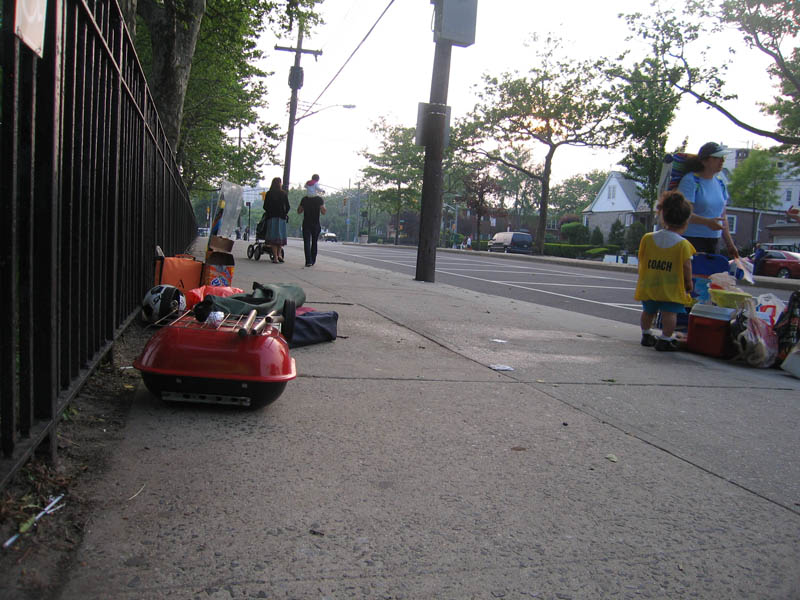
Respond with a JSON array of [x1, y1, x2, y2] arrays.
[[246, 215, 285, 262]]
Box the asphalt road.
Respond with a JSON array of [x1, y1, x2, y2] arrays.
[[297, 240, 795, 326]]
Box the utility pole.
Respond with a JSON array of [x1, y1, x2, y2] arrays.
[[276, 28, 322, 192], [415, 41, 452, 282], [415, 0, 477, 282]]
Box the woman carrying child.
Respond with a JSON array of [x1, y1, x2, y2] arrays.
[[635, 191, 696, 351]]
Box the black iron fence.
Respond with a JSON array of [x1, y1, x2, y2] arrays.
[[0, 0, 195, 488]]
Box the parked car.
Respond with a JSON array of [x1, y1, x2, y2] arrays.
[[761, 242, 800, 252], [750, 250, 800, 278], [488, 231, 533, 254], [322, 232, 337, 242], [197, 227, 210, 237]]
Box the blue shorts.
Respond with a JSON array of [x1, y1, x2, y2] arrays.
[[641, 300, 687, 315]]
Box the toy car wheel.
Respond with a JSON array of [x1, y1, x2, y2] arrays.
[[246, 244, 254, 259], [253, 245, 262, 261], [777, 267, 790, 278], [281, 298, 296, 343]]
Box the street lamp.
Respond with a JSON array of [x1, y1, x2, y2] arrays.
[[295, 103, 356, 125], [283, 101, 355, 191]]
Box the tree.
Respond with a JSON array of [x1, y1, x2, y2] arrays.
[[609, 220, 625, 247], [625, 221, 646, 253], [126, 1, 320, 152], [622, 0, 800, 147], [135, 2, 283, 191], [728, 149, 782, 243], [561, 222, 590, 245], [591, 226, 604, 245], [468, 38, 622, 254], [549, 170, 609, 216], [462, 162, 502, 248], [613, 56, 681, 229], [360, 120, 424, 245]]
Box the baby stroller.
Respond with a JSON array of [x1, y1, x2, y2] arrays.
[[246, 215, 285, 262]]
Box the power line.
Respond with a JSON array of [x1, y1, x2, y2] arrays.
[[298, 0, 397, 119]]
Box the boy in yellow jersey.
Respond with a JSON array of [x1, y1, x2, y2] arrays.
[[635, 191, 696, 351]]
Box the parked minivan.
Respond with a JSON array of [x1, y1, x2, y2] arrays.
[[488, 231, 533, 254]]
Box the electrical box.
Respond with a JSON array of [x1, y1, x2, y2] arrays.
[[288, 66, 304, 90], [415, 102, 451, 148], [431, 0, 478, 47]]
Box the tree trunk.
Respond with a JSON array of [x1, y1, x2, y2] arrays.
[[118, 0, 138, 39], [536, 150, 555, 255], [138, 0, 206, 152]]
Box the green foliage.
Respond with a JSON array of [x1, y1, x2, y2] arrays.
[[612, 56, 681, 224], [360, 119, 424, 245], [561, 221, 590, 244], [608, 220, 625, 246], [543, 244, 596, 258], [550, 171, 609, 216], [585, 247, 609, 257], [591, 226, 604, 245], [133, 0, 321, 190], [625, 221, 646, 253], [728, 149, 782, 210]]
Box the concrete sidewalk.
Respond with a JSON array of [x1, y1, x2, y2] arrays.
[[57, 239, 799, 599]]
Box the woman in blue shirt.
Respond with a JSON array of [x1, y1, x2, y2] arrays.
[[677, 142, 739, 258]]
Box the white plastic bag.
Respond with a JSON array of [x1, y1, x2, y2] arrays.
[[709, 272, 740, 291], [755, 293, 786, 327], [731, 257, 754, 285], [730, 299, 779, 368]]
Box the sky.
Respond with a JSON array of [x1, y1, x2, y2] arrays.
[[253, 0, 784, 193]]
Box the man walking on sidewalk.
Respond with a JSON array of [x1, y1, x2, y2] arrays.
[[298, 174, 326, 267]]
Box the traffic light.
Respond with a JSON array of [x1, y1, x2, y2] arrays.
[[260, 190, 266, 204], [343, 197, 347, 206]]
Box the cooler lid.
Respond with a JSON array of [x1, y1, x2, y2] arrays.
[[689, 303, 736, 321]]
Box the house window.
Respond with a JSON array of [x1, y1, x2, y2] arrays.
[[625, 213, 633, 226], [583, 216, 588, 227], [608, 185, 616, 200], [727, 215, 737, 234], [786, 190, 792, 204]]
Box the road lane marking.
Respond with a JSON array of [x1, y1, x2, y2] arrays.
[[320, 247, 641, 313]]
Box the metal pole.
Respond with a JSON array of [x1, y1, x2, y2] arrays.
[[415, 40, 452, 282], [283, 28, 304, 192]]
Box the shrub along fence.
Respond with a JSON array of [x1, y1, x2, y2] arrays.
[[0, 0, 194, 489]]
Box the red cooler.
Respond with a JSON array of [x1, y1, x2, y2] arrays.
[[688, 304, 736, 358]]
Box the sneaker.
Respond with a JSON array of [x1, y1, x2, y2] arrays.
[[655, 337, 679, 352], [305, 263, 312, 267], [641, 332, 657, 347]]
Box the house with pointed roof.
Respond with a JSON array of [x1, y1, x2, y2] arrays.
[[581, 171, 647, 239]]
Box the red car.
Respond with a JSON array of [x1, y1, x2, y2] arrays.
[[752, 250, 800, 279]]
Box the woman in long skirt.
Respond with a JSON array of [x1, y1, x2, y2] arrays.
[[262, 177, 290, 263]]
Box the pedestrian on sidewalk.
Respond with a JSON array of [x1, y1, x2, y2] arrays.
[[635, 191, 696, 352], [298, 175, 326, 267], [262, 177, 290, 263]]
